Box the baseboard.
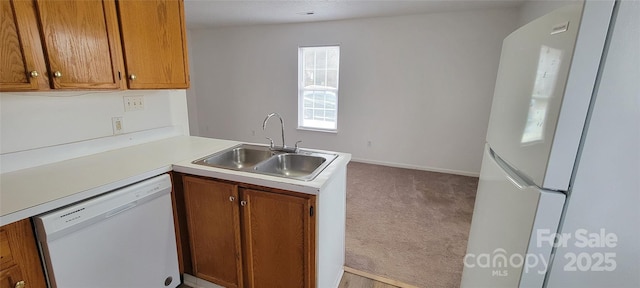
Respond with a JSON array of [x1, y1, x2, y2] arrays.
[[182, 274, 224, 288], [350, 158, 479, 177], [182, 274, 197, 287], [343, 266, 420, 288], [333, 268, 345, 288]]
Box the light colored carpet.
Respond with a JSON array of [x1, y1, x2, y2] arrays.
[[345, 162, 478, 288]]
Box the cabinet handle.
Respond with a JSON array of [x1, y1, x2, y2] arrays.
[[129, 74, 137, 80], [15, 281, 25, 288], [240, 200, 247, 207], [229, 196, 235, 202], [30, 71, 39, 78], [53, 71, 62, 78]]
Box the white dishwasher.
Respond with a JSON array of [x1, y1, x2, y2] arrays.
[[34, 174, 180, 288]]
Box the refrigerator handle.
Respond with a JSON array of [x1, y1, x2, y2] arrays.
[[490, 148, 533, 189]]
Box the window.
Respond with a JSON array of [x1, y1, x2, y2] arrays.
[[298, 46, 340, 131]]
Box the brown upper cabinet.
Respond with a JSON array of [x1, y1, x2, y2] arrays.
[[36, 0, 124, 89], [0, 0, 49, 91], [117, 0, 190, 89], [0, 0, 190, 92]]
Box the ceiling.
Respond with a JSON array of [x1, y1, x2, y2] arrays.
[[184, 0, 526, 29]]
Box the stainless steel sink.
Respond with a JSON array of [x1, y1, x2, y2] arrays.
[[192, 144, 337, 181], [193, 144, 273, 170], [254, 154, 329, 181]]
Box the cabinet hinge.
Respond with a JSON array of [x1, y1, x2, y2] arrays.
[[310, 206, 314, 217]]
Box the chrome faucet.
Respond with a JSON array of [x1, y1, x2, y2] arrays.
[[262, 112, 301, 153]]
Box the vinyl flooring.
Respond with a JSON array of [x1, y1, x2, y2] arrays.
[[178, 271, 396, 288], [338, 271, 400, 288]]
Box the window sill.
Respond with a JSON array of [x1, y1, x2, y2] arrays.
[[297, 127, 338, 134]]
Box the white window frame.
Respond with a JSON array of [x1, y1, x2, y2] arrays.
[[297, 45, 340, 133]]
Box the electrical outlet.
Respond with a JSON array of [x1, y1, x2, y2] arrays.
[[112, 117, 124, 134], [123, 96, 144, 111]]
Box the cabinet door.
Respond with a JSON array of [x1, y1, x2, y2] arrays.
[[117, 0, 190, 89], [0, 219, 47, 288], [183, 176, 243, 288], [36, 0, 123, 89], [0, 265, 24, 288], [0, 0, 48, 91], [240, 189, 315, 288]]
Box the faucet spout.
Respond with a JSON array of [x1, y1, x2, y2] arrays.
[[263, 112, 285, 149], [262, 112, 301, 153]]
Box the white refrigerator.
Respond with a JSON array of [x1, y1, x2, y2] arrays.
[[460, 1, 621, 287]]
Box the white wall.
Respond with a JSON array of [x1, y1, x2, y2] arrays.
[[188, 8, 519, 176], [0, 89, 190, 172], [185, 30, 200, 136], [518, 0, 581, 26], [547, 1, 640, 286]]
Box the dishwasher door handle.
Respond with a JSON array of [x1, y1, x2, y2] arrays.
[[105, 202, 137, 218]]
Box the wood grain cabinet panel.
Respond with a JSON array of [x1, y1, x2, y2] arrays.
[[0, 219, 47, 288], [1, 0, 190, 91], [36, 0, 123, 89], [0, 265, 24, 288], [0, 230, 13, 268], [240, 188, 314, 288], [117, 0, 190, 89], [0, 0, 49, 91], [179, 175, 316, 288], [183, 176, 244, 288]]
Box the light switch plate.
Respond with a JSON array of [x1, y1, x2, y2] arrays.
[[124, 96, 144, 111]]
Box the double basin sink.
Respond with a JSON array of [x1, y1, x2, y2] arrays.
[[192, 144, 338, 181]]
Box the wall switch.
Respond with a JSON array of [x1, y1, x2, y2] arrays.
[[124, 96, 144, 111], [112, 117, 124, 134]]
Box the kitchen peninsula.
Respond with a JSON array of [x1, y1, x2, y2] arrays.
[[0, 136, 351, 288]]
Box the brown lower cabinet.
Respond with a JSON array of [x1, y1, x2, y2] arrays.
[[180, 175, 316, 288], [0, 219, 47, 288]]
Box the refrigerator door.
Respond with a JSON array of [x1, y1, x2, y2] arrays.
[[461, 145, 565, 288], [485, 3, 611, 191], [546, 1, 640, 286]]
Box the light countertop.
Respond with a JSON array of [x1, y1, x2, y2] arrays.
[[0, 136, 351, 225]]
